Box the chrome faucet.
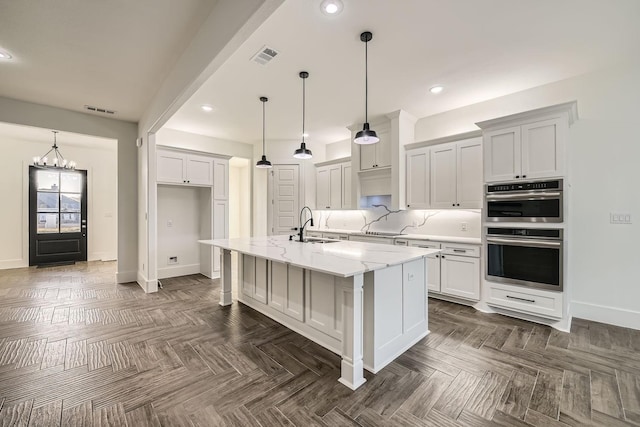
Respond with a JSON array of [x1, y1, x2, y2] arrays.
[[298, 206, 314, 242]]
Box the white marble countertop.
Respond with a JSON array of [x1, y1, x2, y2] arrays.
[[199, 235, 440, 278], [308, 228, 481, 245]]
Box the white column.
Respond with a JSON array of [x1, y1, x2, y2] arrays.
[[338, 273, 366, 390], [219, 248, 232, 306]]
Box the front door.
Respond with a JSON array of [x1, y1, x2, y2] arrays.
[[29, 166, 88, 266], [270, 164, 300, 235]]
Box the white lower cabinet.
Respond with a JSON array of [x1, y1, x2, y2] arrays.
[[409, 240, 480, 301], [269, 262, 304, 322], [440, 254, 480, 300], [241, 255, 267, 304], [305, 270, 342, 339], [487, 283, 563, 320]]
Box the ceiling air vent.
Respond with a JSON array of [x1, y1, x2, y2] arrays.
[[251, 45, 279, 65], [84, 105, 116, 115]]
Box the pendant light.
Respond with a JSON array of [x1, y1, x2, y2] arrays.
[[293, 71, 313, 159], [354, 31, 379, 145], [32, 130, 77, 169], [256, 96, 272, 168]]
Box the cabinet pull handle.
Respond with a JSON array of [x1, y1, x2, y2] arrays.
[[435, 254, 440, 258], [441, 255, 445, 258], [456, 203, 460, 206], [407, 204, 410, 207], [515, 175, 520, 179], [506, 295, 535, 303], [453, 249, 466, 253], [452, 203, 455, 207], [522, 175, 527, 178]]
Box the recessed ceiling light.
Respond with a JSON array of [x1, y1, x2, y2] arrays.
[[201, 104, 214, 112], [430, 85, 444, 94], [0, 49, 13, 60], [320, 0, 343, 15]]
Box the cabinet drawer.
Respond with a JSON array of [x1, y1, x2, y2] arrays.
[[306, 231, 323, 238], [323, 232, 349, 240], [442, 243, 479, 257], [407, 241, 441, 250], [487, 284, 562, 319]]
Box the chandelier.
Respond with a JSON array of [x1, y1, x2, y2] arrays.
[[32, 131, 76, 169]]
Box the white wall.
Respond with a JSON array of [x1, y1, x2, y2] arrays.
[[0, 134, 118, 268], [414, 60, 640, 329], [0, 97, 138, 281], [156, 128, 253, 159], [157, 186, 205, 278], [325, 138, 351, 160]]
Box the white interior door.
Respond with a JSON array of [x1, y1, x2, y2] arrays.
[[271, 164, 300, 236]]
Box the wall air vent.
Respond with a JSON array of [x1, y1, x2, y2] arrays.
[[251, 45, 279, 65], [84, 105, 116, 115]]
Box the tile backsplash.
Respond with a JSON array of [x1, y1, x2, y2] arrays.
[[312, 206, 481, 238]]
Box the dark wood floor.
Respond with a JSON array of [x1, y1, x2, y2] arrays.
[[0, 262, 638, 426]]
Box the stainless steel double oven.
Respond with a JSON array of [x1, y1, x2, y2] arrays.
[[485, 179, 564, 292]]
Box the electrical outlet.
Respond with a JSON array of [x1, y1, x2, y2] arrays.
[[461, 222, 468, 232], [610, 213, 632, 224], [168, 256, 178, 265], [167, 220, 173, 228]]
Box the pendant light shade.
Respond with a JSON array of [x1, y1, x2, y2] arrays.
[[256, 96, 272, 169], [293, 71, 313, 159], [354, 31, 379, 145]]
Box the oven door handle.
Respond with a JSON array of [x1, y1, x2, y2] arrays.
[[486, 237, 562, 248], [486, 192, 561, 200]]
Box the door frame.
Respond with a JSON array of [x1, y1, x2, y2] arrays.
[[267, 160, 307, 236], [28, 166, 88, 266]]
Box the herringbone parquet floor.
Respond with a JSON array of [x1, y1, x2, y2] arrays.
[[0, 261, 638, 426]]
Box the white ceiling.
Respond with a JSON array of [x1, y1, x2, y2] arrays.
[[1, 0, 638, 145], [0, 0, 218, 122], [164, 0, 640, 145]]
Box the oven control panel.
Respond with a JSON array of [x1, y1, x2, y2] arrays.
[[487, 179, 562, 193]]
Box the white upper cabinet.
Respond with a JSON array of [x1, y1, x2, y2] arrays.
[[521, 118, 564, 180], [316, 161, 350, 210], [478, 102, 576, 183], [342, 163, 352, 209], [213, 159, 228, 200], [157, 147, 217, 187], [430, 143, 457, 208], [405, 135, 482, 209], [186, 154, 214, 186], [483, 127, 521, 183], [359, 128, 391, 171], [405, 147, 430, 209], [157, 150, 188, 184], [456, 140, 483, 208], [483, 121, 563, 182]]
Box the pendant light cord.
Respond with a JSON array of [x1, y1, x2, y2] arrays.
[[302, 76, 306, 143], [262, 100, 266, 155], [365, 38, 368, 122]]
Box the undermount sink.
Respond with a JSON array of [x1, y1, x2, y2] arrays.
[[302, 238, 339, 244]]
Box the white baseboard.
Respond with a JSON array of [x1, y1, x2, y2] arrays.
[[89, 252, 117, 262], [488, 305, 572, 332], [0, 258, 27, 270], [158, 263, 200, 279], [115, 270, 137, 283], [571, 300, 640, 330], [136, 271, 158, 294]]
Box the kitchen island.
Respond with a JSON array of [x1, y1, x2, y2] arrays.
[[198, 235, 439, 390]]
